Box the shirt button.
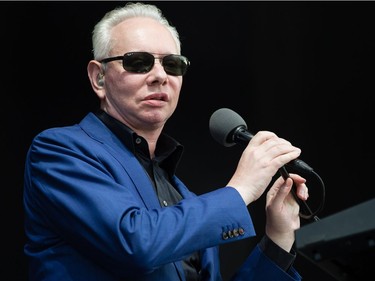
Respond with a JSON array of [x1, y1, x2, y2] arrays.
[[162, 200, 168, 207], [135, 137, 142, 144]]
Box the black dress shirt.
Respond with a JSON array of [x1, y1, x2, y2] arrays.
[[95, 110, 296, 280]]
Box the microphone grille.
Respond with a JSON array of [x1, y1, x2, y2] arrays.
[[209, 108, 247, 147]]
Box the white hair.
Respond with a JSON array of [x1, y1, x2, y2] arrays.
[[92, 2, 181, 60]]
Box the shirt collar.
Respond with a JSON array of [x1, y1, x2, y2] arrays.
[[94, 110, 184, 176]]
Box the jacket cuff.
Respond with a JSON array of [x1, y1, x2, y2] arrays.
[[258, 235, 296, 271]]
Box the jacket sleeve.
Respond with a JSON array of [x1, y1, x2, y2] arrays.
[[229, 244, 302, 281]]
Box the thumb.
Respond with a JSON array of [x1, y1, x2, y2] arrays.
[[272, 177, 294, 206]]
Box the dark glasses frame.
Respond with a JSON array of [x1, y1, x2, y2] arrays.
[[99, 52, 190, 76]]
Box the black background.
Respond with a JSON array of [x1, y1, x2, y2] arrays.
[[3, 1, 375, 280]]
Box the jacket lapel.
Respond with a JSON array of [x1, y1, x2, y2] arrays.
[[79, 113, 161, 210]]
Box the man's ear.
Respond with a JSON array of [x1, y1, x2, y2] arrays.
[[87, 60, 105, 98]]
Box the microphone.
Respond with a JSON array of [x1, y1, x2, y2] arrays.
[[209, 108, 314, 173]]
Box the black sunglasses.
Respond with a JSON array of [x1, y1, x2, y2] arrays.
[[99, 52, 190, 76]]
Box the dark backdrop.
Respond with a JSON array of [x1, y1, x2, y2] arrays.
[[3, 1, 375, 280]]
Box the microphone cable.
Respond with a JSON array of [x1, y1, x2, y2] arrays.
[[279, 165, 325, 222]]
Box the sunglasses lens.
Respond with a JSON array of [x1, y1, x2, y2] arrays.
[[122, 52, 189, 76], [162, 55, 189, 76], [123, 52, 154, 73]]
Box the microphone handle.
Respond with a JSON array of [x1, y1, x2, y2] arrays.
[[232, 127, 254, 144], [234, 128, 313, 173]]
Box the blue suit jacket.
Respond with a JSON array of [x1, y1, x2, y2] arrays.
[[23, 113, 301, 281]]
